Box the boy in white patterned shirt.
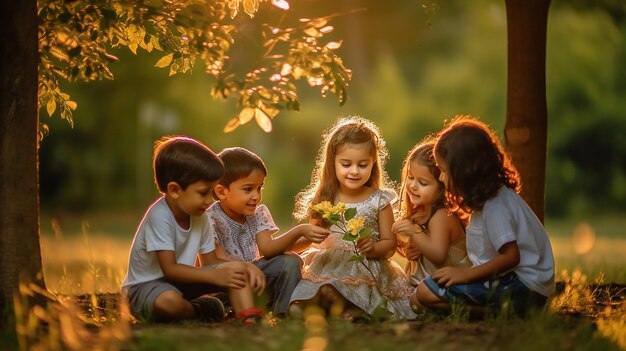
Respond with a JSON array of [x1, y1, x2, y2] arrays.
[[208, 147, 330, 317]]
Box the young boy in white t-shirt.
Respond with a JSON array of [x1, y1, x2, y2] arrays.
[[121, 136, 265, 324]]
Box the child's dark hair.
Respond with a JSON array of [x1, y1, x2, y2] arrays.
[[435, 115, 521, 212], [153, 135, 224, 193], [400, 137, 468, 226], [217, 147, 267, 187], [293, 116, 393, 221]]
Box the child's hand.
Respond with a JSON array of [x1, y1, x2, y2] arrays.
[[215, 263, 248, 289], [431, 266, 470, 288], [392, 219, 416, 244], [405, 243, 422, 261], [301, 223, 331, 244], [356, 235, 374, 255], [245, 263, 266, 295]]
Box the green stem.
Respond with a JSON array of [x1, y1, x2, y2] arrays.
[[352, 242, 378, 285]]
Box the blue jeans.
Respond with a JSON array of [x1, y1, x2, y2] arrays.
[[423, 272, 547, 316], [254, 254, 302, 316]]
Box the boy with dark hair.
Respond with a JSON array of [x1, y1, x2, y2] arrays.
[[208, 147, 330, 317], [121, 136, 265, 324]]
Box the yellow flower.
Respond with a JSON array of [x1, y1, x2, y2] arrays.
[[331, 202, 346, 214], [313, 201, 333, 213], [346, 217, 365, 236], [313, 201, 347, 219]]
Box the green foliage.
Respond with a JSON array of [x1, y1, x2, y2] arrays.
[[37, 0, 351, 134], [38, 0, 626, 220], [545, 5, 626, 216]]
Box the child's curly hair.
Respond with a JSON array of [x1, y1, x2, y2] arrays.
[[293, 116, 395, 221], [434, 115, 521, 212]]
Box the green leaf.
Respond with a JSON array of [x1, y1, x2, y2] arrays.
[[238, 107, 256, 124], [309, 18, 328, 28], [243, 0, 259, 17], [348, 255, 364, 263], [358, 227, 371, 238], [344, 207, 357, 221], [255, 108, 272, 132], [168, 60, 180, 76], [155, 53, 174, 68], [342, 233, 357, 242], [223, 117, 241, 133], [128, 43, 138, 55], [46, 99, 56, 117], [327, 214, 340, 223]]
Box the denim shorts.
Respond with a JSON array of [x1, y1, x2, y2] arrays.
[[422, 271, 547, 316]]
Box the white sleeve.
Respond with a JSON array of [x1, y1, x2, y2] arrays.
[[483, 203, 517, 251], [144, 207, 176, 252], [199, 214, 216, 254]]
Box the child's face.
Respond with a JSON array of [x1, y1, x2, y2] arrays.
[[434, 153, 451, 191], [171, 180, 218, 218], [405, 160, 442, 209], [218, 168, 265, 223], [334, 142, 375, 193]]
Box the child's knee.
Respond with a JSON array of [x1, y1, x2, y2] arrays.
[[415, 283, 439, 307], [153, 290, 189, 318], [222, 260, 248, 271]]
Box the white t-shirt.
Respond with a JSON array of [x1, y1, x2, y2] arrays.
[[465, 187, 555, 297], [121, 196, 215, 289]]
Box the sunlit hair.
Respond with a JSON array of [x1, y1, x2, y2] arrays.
[[218, 147, 267, 187], [293, 116, 394, 221], [153, 135, 223, 193], [434, 115, 521, 212], [399, 137, 468, 226]]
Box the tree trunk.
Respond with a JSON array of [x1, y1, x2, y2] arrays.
[[504, 0, 550, 223], [0, 0, 45, 316]]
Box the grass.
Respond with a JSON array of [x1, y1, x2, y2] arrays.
[[9, 286, 625, 351], [39, 212, 626, 294], [545, 217, 626, 283], [15, 211, 625, 350]]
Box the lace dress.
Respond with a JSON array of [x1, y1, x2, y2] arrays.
[[290, 189, 417, 320]]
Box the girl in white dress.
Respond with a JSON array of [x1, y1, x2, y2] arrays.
[[289, 116, 416, 320]]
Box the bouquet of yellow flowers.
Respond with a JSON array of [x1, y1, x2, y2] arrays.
[[312, 201, 372, 263], [312, 201, 386, 314]]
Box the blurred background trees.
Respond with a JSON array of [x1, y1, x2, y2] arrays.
[[39, 0, 626, 231]]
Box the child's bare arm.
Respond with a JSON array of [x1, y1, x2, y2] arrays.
[[256, 224, 330, 258], [431, 241, 520, 287], [411, 210, 454, 266], [212, 243, 229, 260], [358, 204, 396, 259], [157, 250, 246, 288]]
